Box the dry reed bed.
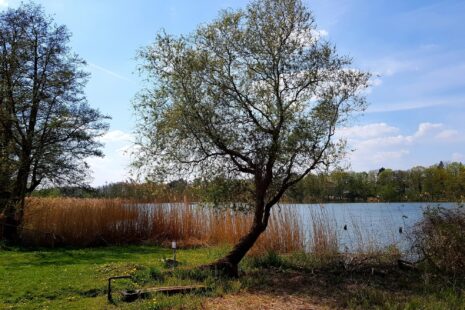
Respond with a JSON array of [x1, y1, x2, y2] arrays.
[[308, 206, 339, 255], [22, 198, 304, 254]]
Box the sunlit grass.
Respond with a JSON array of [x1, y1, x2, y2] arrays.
[[1, 245, 464, 309], [0, 245, 230, 309]]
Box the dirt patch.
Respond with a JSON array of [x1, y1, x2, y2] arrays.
[[205, 260, 424, 309], [205, 292, 328, 310]]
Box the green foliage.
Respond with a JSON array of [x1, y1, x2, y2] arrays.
[[149, 267, 164, 282], [133, 0, 369, 209], [246, 250, 290, 270], [32, 161, 465, 204], [0, 3, 108, 234], [192, 176, 253, 210], [413, 206, 465, 277], [287, 161, 465, 203], [33, 161, 465, 204]]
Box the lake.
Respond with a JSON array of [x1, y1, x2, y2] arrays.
[[279, 202, 462, 254], [138, 201, 462, 256]]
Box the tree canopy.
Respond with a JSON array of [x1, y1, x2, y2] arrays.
[[0, 3, 108, 241], [135, 0, 370, 275], [135, 0, 369, 196], [134, 0, 371, 273]]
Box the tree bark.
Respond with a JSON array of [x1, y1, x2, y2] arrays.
[[208, 223, 267, 277], [1, 155, 31, 243], [205, 197, 269, 277], [0, 197, 22, 243]]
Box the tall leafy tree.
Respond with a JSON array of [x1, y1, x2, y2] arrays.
[[0, 3, 109, 241], [134, 0, 370, 275]]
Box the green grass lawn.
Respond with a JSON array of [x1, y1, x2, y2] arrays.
[[0, 245, 233, 309], [1, 245, 464, 309]]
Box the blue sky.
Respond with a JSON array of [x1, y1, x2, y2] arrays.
[[1, 0, 465, 185]]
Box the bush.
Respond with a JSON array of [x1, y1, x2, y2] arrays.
[[247, 250, 290, 270], [412, 206, 465, 276]]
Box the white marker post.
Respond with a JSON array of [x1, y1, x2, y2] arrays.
[[172, 241, 177, 265]]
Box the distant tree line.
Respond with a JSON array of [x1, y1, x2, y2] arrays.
[[287, 161, 465, 202], [33, 161, 465, 203]]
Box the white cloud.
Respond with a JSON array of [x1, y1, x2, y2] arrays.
[[372, 150, 410, 161], [86, 155, 130, 186], [99, 130, 133, 143], [0, 0, 7, 7], [354, 122, 441, 148], [289, 28, 328, 47], [338, 122, 398, 139], [88, 130, 135, 186], [343, 122, 462, 171], [436, 129, 459, 140], [414, 122, 442, 138], [88, 122, 463, 185], [311, 29, 328, 39]]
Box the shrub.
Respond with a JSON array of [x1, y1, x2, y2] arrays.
[[412, 206, 465, 276], [247, 250, 290, 270]]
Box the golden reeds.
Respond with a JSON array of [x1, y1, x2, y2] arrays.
[[307, 206, 339, 256], [21, 198, 304, 254], [21, 198, 402, 258]]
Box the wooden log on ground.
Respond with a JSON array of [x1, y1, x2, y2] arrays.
[[145, 284, 207, 294], [397, 259, 418, 271], [121, 285, 207, 302]]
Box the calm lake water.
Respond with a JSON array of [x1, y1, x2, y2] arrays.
[[280, 202, 462, 254], [140, 202, 462, 255]]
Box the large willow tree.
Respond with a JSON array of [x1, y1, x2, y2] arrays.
[[134, 0, 370, 276]]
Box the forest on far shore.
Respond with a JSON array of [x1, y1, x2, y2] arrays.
[[34, 161, 465, 203]]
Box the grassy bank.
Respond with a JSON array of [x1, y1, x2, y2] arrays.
[[1, 245, 464, 309], [3, 199, 464, 308], [0, 245, 228, 309]]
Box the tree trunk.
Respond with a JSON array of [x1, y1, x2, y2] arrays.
[[205, 205, 269, 277], [0, 198, 22, 243], [1, 161, 30, 243], [1, 214, 21, 243], [202, 176, 274, 277]]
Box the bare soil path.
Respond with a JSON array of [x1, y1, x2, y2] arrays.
[[205, 292, 328, 309]]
